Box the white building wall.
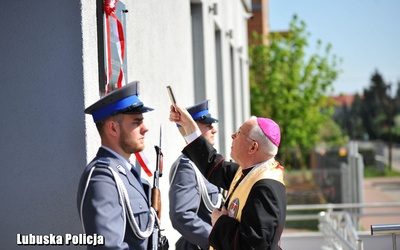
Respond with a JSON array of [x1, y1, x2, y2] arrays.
[[0, 0, 250, 248]]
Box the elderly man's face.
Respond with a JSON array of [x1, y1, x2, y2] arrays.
[[230, 119, 257, 165]]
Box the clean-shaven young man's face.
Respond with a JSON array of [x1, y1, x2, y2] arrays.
[[198, 122, 217, 146]]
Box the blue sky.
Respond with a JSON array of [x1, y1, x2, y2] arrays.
[[269, 0, 400, 95]]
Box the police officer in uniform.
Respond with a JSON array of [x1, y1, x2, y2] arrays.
[[169, 104, 286, 250], [77, 81, 158, 249], [169, 100, 223, 250]]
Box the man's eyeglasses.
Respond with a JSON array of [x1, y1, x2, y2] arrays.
[[235, 129, 257, 143]]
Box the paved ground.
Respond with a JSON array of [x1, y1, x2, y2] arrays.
[[352, 141, 400, 230], [360, 142, 400, 229], [360, 176, 400, 231]]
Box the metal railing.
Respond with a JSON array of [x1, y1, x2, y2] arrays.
[[285, 202, 400, 249], [286, 202, 400, 222], [371, 224, 400, 250], [319, 211, 363, 250]]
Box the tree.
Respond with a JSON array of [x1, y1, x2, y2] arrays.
[[249, 15, 341, 169], [360, 71, 392, 140], [394, 81, 400, 115], [349, 94, 365, 139], [318, 118, 348, 148]]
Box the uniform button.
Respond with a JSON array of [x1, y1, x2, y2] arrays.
[[139, 205, 142, 209]]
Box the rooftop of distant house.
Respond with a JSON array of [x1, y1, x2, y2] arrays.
[[330, 94, 362, 107]]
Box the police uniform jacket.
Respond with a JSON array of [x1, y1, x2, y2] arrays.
[[182, 136, 286, 250], [169, 154, 221, 250], [77, 147, 153, 250]]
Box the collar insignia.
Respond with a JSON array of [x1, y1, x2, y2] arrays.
[[116, 165, 126, 175]]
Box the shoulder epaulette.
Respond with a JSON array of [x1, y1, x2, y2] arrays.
[[179, 155, 190, 163], [95, 157, 111, 168]]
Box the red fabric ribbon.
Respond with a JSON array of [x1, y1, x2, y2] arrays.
[[103, 1, 152, 176], [134, 152, 154, 177], [103, 0, 125, 94]]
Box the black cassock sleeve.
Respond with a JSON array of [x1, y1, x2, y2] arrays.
[[182, 135, 238, 190]]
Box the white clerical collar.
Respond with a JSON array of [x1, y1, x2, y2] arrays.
[[252, 158, 275, 169], [101, 146, 132, 171]]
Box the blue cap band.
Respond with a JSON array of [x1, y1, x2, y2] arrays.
[[92, 95, 141, 122], [176, 110, 210, 127], [191, 110, 209, 120]]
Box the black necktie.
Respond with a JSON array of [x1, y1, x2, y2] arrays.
[[130, 164, 143, 188]]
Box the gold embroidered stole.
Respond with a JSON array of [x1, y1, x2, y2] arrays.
[[226, 160, 284, 222]]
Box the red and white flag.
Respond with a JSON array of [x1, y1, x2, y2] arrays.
[[134, 151, 154, 177], [103, 0, 126, 94]]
